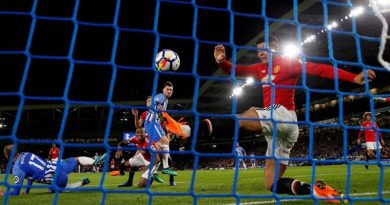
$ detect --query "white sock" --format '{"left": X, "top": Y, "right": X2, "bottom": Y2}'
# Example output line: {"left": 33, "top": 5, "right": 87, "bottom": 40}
{"left": 153, "top": 162, "right": 160, "bottom": 174}
{"left": 66, "top": 181, "right": 83, "bottom": 188}
{"left": 243, "top": 162, "right": 247, "bottom": 169}
{"left": 77, "top": 157, "right": 95, "bottom": 166}
{"left": 159, "top": 144, "right": 170, "bottom": 169}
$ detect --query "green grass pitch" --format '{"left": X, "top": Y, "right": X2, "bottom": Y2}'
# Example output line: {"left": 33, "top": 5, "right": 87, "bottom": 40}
{"left": 1, "top": 165, "right": 389, "bottom": 205}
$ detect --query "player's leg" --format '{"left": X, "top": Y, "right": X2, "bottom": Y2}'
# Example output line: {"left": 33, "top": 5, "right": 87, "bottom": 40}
{"left": 138, "top": 166, "right": 153, "bottom": 188}
{"left": 118, "top": 167, "right": 137, "bottom": 187}
{"left": 201, "top": 107, "right": 262, "bottom": 137}
{"left": 242, "top": 159, "right": 247, "bottom": 169}
{"left": 154, "top": 127, "right": 177, "bottom": 176}
{"left": 66, "top": 178, "right": 91, "bottom": 188}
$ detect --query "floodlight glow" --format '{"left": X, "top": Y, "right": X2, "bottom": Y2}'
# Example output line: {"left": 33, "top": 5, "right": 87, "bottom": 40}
{"left": 332, "top": 21, "right": 338, "bottom": 28}
{"left": 327, "top": 24, "right": 333, "bottom": 30}
{"left": 282, "top": 44, "right": 300, "bottom": 58}
{"left": 350, "top": 7, "right": 365, "bottom": 17}
{"left": 246, "top": 77, "right": 254, "bottom": 85}
{"left": 232, "top": 87, "right": 243, "bottom": 96}
{"left": 376, "top": 0, "right": 390, "bottom": 6}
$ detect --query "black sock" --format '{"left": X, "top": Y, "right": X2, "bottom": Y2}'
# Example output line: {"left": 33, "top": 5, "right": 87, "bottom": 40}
{"left": 366, "top": 152, "right": 370, "bottom": 161}
{"left": 271, "top": 178, "right": 311, "bottom": 195}
{"left": 127, "top": 167, "right": 137, "bottom": 184}
{"left": 119, "top": 163, "right": 125, "bottom": 175}
{"left": 169, "top": 175, "right": 175, "bottom": 183}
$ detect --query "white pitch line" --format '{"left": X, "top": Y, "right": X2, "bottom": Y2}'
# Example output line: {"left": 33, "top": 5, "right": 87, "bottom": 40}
{"left": 224, "top": 191, "right": 390, "bottom": 205}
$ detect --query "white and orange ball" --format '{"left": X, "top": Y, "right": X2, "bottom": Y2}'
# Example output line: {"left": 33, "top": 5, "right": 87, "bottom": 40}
{"left": 155, "top": 49, "right": 180, "bottom": 71}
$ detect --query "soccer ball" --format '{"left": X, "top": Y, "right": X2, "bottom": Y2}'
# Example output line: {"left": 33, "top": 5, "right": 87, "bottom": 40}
{"left": 155, "top": 49, "right": 180, "bottom": 71}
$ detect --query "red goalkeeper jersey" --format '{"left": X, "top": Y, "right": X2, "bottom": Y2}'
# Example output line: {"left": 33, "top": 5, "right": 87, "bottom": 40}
{"left": 358, "top": 121, "right": 383, "bottom": 142}
{"left": 218, "top": 57, "right": 356, "bottom": 110}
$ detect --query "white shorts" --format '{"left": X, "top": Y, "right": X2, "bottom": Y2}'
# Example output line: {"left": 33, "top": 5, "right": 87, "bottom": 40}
{"left": 129, "top": 153, "right": 150, "bottom": 168}
{"left": 366, "top": 142, "right": 382, "bottom": 150}
{"left": 255, "top": 105, "right": 299, "bottom": 165}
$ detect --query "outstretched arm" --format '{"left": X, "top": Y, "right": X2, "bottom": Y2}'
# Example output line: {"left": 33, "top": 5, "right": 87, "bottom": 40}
{"left": 132, "top": 109, "right": 143, "bottom": 128}
{"left": 214, "top": 45, "right": 260, "bottom": 77}
{"left": 292, "top": 60, "right": 376, "bottom": 84}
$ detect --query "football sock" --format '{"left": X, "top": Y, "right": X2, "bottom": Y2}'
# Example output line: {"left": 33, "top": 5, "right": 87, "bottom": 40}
{"left": 127, "top": 167, "right": 137, "bottom": 184}
{"left": 271, "top": 178, "right": 311, "bottom": 195}
{"left": 169, "top": 175, "right": 175, "bottom": 183}
{"left": 119, "top": 163, "right": 125, "bottom": 175}
{"left": 66, "top": 181, "right": 83, "bottom": 188}
{"left": 159, "top": 144, "right": 170, "bottom": 169}
{"left": 152, "top": 162, "right": 160, "bottom": 174}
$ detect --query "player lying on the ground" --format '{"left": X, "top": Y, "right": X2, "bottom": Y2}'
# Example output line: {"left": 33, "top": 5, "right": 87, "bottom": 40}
{"left": 208, "top": 35, "right": 375, "bottom": 203}
{"left": 357, "top": 112, "right": 385, "bottom": 169}
{"left": 115, "top": 128, "right": 161, "bottom": 188}
{"left": 0, "top": 145, "right": 106, "bottom": 196}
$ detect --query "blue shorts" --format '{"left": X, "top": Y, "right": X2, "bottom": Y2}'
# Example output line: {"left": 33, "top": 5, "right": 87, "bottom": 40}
{"left": 61, "top": 158, "right": 78, "bottom": 174}
{"left": 145, "top": 121, "right": 166, "bottom": 142}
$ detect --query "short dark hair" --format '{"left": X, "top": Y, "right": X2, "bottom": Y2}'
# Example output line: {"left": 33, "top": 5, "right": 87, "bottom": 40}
{"left": 255, "top": 35, "right": 279, "bottom": 45}
{"left": 162, "top": 81, "right": 173, "bottom": 89}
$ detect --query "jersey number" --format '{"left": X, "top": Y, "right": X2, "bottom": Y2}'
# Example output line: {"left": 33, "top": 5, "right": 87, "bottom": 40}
{"left": 29, "top": 154, "right": 45, "bottom": 171}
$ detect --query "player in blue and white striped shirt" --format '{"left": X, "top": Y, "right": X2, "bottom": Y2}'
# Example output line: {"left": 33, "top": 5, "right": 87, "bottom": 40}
{"left": 1, "top": 145, "right": 106, "bottom": 196}
{"left": 142, "top": 81, "right": 177, "bottom": 177}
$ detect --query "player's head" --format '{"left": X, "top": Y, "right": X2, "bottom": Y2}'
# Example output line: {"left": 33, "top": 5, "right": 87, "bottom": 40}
{"left": 52, "top": 143, "right": 56, "bottom": 148}
{"left": 162, "top": 81, "right": 173, "bottom": 98}
{"left": 256, "top": 35, "right": 279, "bottom": 64}
{"left": 136, "top": 128, "right": 146, "bottom": 140}
{"left": 236, "top": 143, "right": 240, "bottom": 147}
{"left": 363, "top": 112, "right": 372, "bottom": 121}
{"left": 4, "top": 144, "right": 19, "bottom": 162}
{"left": 146, "top": 96, "right": 152, "bottom": 107}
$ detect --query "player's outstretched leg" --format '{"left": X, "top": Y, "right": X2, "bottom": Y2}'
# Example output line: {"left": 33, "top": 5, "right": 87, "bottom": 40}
{"left": 66, "top": 178, "right": 91, "bottom": 188}
{"left": 201, "top": 107, "right": 263, "bottom": 137}
{"left": 94, "top": 153, "right": 108, "bottom": 165}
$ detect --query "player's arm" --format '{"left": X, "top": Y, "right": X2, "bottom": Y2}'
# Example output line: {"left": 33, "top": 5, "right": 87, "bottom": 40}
{"left": 214, "top": 45, "right": 259, "bottom": 77}
{"left": 10, "top": 171, "right": 26, "bottom": 196}
{"left": 131, "top": 108, "right": 142, "bottom": 128}
{"left": 154, "top": 94, "right": 167, "bottom": 111}
{"left": 292, "top": 60, "right": 376, "bottom": 85}
{"left": 25, "top": 179, "right": 33, "bottom": 194}
{"left": 115, "top": 140, "right": 131, "bottom": 159}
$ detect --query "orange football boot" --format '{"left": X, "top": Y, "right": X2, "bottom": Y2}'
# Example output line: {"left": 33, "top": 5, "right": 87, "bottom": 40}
{"left": 313, "top": 180, "right": 345, "bottom": 204}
